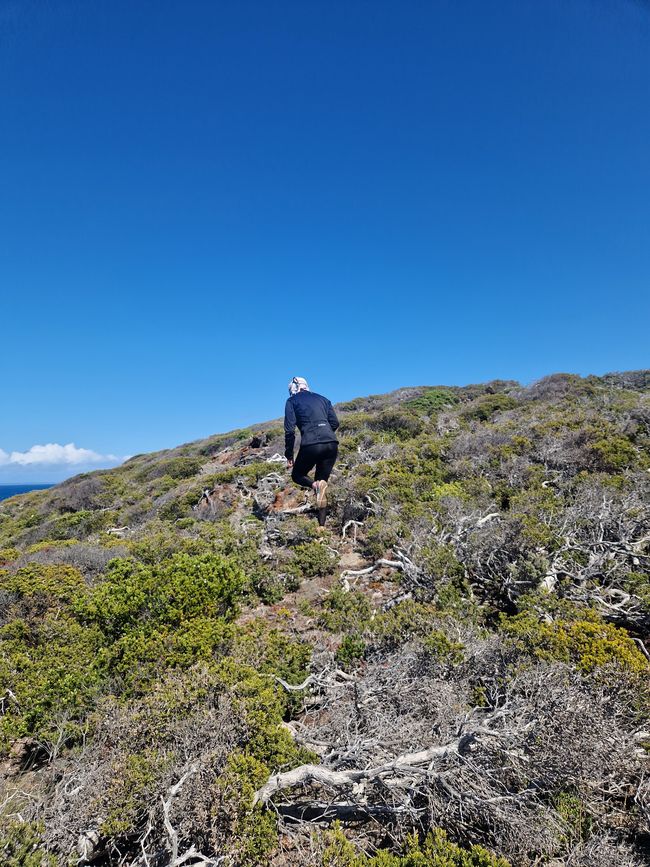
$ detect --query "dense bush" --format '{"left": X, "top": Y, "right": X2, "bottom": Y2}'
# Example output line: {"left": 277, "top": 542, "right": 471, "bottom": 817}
{"left": 321, "top": 827, "right": 510, "bottom": 866}
{"left": 405, "top": 387, "right": 459, "bottom": 415}
{"left": 289, "top": 541, "right": 339, "bottom": 578}
{"left": 500, "top": 608, "right": 649, "bottom": 674}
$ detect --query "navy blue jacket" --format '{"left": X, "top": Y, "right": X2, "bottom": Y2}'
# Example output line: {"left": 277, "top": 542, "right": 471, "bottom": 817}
{"left": 284, "top": 391, "right": 339, "bottom": 459}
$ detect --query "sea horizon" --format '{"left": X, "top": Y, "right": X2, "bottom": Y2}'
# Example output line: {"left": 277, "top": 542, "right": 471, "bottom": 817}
{"left": 0, "top": 484, "right": 54, "bottom": 502}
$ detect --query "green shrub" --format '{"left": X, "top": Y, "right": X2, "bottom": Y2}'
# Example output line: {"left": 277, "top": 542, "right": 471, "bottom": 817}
{"left": 589, "top": 435, "right": 637, "bottom": 471}
{"left": 0, "top": 613, "right": 105, "bottom": 749}
{"left": 624, "top": 571, "right": 650, "bottom": 606}
{"left": 0, "top": 820, "right": 55, "bottom": 867}
{"left": 289, "top": 542, "right": 339, "bottom": 579}
{"left": 1, "top": 563, "right": 87, "bottom": 623}
{"left": 462, "top": 394, "right": 517, "bottom": 421}
{"left": 26, "top": 538, "right": 79, "bottom": 553}
{"left": 157, "top": 497, "right": 188, "bottom": 522}
{"left": 213, "top": 753, "right": 279, "bottom": 865}
{"left": 370, "top": 409, "right": 424, "bottom": 441}
{"left": 405, "top": 388, "right": 458, "bottom": 415}
{"left": 501, "top": 609, "right": 649, "bottom": 674}
{"left": 371, "top": 601, "right": 464, "bottom": 662}
{"left": 355, "top": 447, "right": 444, "bottom": 509}
{"left": 554, "top": 791, "right": 592, "bottom": 842}
{"left": 101, "top": 749, "right": 168, "bottom": 837}
{"left": 321, "top": 825, "right": 510, "bottom": 865}
{"left": 338, "top": 412, "right": 375, "bottom": 434}
{"left": 319, "top": 589, "right": 373, "bottom": 632}
{"left": 336, "top": 633, "right": 367, "bottom": 668}
{"left": 0, "top": 547, "right": 20, "bottom": 564}
{"left": 46, "top": 509, "right": 117, "bottom": 540}
{"left": 139, "top": 456, "right": 202, "bottom": 482}
{"left": 77, "top": 552, "right": 247, "bottom": 639}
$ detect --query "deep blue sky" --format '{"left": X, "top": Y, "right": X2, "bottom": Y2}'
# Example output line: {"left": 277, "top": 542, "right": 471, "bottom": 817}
{"left": 2, "top": 0, "right": 649, "bottom": 481}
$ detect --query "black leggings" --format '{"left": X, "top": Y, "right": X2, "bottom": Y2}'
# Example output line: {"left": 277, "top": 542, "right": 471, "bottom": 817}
{"left": 292, "top": 442, "right": 338, "bottom": 489}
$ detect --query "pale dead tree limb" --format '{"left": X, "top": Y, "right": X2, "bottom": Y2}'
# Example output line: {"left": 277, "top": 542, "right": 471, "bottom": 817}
{"left": 342, "top": 520, "right": 363, "bottom": 543}
{"left": 160, "top": 767, "right": 221, "bottom": 867}
{"left": 281, "top": 501, "right": 313, "bottom": 515}
{"left": 340, "top": 558, "right": 403, "bottom": 582}
{"left": 253, "top": 736, "right": 473, "bottom": 806}
{"left": 476, "top": 512, "right": 501, "bottom": 527}
{"left": 632, "top": 637, "right": 650, "bottom": 662}
{"left": 272, "top": 669, "right": 357, "bottom": 692}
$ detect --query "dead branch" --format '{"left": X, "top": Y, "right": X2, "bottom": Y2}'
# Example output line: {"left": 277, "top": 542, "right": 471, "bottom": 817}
{"left": 253, "top": 734, "right": 474, "bottom": 806}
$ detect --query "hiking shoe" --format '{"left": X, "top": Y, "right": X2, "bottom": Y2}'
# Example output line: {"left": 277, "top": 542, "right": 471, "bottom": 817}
{"left": 316, "top": 480, "right": 328, "bottom": 509}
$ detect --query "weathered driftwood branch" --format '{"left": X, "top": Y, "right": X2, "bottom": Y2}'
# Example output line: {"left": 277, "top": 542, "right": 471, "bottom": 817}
{"left": 272, "top": 668, "right": 356, "bottom": 693}
{"left": 253, "top": 736, "right": 472, "bottom": 806}
{"left": 340, "top": 558, "right": 403, "bottom": 590}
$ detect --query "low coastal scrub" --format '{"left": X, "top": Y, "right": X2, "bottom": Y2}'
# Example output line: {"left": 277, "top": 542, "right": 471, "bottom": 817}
{"left": 0, "top": 370, "right": 649, "bottom": 865}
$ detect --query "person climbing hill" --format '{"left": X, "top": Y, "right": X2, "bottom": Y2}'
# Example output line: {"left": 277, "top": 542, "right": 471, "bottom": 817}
{"left": 284, "top": 376, "right": 339, "bottom": 526}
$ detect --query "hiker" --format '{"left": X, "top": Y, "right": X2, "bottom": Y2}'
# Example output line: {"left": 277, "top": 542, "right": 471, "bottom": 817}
{"left": 284, "top": 376, "right": 339, "bottom": 525}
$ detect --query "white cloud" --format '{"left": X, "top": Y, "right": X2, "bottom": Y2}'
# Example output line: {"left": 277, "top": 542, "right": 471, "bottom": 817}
{"left": 0, "top": 443, "right": 121, "bottom": 467}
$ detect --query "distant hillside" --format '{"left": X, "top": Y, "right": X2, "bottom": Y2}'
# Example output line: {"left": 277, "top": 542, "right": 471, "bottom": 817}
{"left": 1, "top": 371, "right": 649, "bottom": 867}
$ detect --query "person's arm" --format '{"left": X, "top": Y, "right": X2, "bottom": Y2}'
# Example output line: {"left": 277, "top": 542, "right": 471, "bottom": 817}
{"left": 327, "top": 400, "right": 339, "bottom": 432}
{"left": 284, "top": 398, "right": 296, "bottom": 460}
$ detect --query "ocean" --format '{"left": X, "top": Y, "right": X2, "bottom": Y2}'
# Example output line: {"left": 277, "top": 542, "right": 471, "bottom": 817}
{"left": 0, "top": 484, "right": 53, "bottom": 502}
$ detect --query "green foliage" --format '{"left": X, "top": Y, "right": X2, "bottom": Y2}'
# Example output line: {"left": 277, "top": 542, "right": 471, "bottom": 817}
{"left": 355, "top": 444, "right": 445, "bottom": 509}
{"left": 0, "top": 820, "right": 55, "bottom": 867}
{"left": 554, "top": 791, "right": 592, "bottom": 842}
{"left": 230, "top": 620, "right": 312, "bottom": 691}
{"left": 138, "top": 456, "right": 202, "bottom": 482}
{"left": 321, "top": 826, "right": 510, "bottom": 865}
{"left": 214, "top": 753, "right": 279, "bottom": 865}
{"left": 26, "top": 538, "right": 79, "bottom": 553}
{"left": 1, "top": 563, "right": 86, "bottom": 618}
{"left": 127, "top": 526, "right": 211, "bottom": 563}
{"left": 588, "top": 434, "right": 637, "bottom": 471}
{"left": 319, "top": 589, "right": 373, "bottom": 632}
{"left": 46, "top": 508, "right": 118, "bottom": 540}
{"left": 101, "top": 749, "right": 168, "bottom": 837}
{"left": 289, "top": 541, "right": 339, "bottom": 578}
{"left": 372, "top": 601, "right": 464, "bottom": 662}
{"left": 501, "top": 608, "right": 649, "bottom": 674}
{"left": 369, "top": 409, "right": 424, "bottom": 441}
{"left": 0, "top": 547, "right": 19, "bottom": 564}
{"left": 405, "top": 388, "right": 459, "bottom": 416}
{"left": 77, "top": 552, "right": 247, "bottom": 638}
{"left": 157, "top": 497, "right": 188, "bottom": 522}
{"left": 336, "top": 633, "right": 367, "bottom": 667}
{"left": 0, "top": 612, "right": 104, "bottom": 749}
{"left": 624, "top": 571, "right": 650, "bottom": 606}
{"left": 0, "top": 565, "right": 104, "bottom": 747}
{"left": 338, "top": 411, "right": 375, "bottom": 434}
{"left": 462, "top": 394, "right": 517, "bottom": 421}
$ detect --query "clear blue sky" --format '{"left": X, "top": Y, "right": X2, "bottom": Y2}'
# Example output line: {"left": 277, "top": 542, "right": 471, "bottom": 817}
{"left": 2, "top": 0, "right": 649, "bottom": 481}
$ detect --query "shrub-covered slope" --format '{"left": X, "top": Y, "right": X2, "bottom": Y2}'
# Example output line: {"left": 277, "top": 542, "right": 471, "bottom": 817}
{"left": 1, "top": 371, "right": 649, "bottom": 866}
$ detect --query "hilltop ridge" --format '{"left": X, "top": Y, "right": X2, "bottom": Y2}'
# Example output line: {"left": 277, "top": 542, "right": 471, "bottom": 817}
{"left": 0, "top": 370, "right": 649, "bottom": 866}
